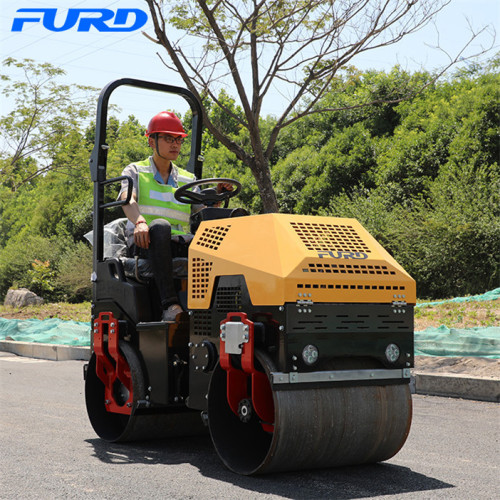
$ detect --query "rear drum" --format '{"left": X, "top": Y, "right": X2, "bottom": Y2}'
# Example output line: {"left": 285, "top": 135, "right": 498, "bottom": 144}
{"left": 85, "top": 341, "right": 206, "bottom": 442}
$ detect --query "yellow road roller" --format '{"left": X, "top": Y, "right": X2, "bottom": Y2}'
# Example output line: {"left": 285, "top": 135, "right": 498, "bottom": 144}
{"left": 85, "top": 79, "right": 415, "bottom": 475}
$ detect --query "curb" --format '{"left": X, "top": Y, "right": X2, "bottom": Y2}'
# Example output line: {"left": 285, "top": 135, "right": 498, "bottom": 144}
{"left": 0, "top": 340, "right": 498, "bottom": 403}
{"left": 412, "top": 371, "right": 499, "bottom": 403}
{"left": 0, "top": 340, "right": 90, "bottom": 361}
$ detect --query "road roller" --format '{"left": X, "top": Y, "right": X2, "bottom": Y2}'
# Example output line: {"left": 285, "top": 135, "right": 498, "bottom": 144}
{"left": 85, "top": 79, "right": 415, "bottom": 475}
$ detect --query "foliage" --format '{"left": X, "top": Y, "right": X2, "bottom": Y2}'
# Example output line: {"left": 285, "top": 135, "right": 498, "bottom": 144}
{"left": 55, "top": 242, "right": 93, "bottom": 302}
{"left": 144, "top": 0, "right": 473, "bottom": 212}
{"left": 0, "top": 58, "right": 97, "bottom": 191}
{"left": 25, "top": 260, "right": 57, "bottom": 299}
{"left": 1, "top": 57, "right": 499, "bottom": 301}
{"left": 0, "top": 231, "right": 68, "bottom": 300}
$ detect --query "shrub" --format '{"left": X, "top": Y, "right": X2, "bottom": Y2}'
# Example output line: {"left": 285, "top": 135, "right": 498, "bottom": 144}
{"left": 0, "top": 231, "right": 67, "bottom": 301}
{"left": 55, "top": 242, "right": 93, "bottom": 302}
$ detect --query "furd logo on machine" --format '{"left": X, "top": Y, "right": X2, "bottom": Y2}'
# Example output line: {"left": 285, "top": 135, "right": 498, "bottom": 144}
{"left": 317, "top": 250, "right": 369, "bottom": 260}
{"left": 11, "top": 8, "right": 148, "bottom": 32}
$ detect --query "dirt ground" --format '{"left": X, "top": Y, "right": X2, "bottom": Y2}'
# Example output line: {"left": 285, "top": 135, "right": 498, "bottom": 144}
{"left": 414, "top": 355, "right": 500, "bottom": 378}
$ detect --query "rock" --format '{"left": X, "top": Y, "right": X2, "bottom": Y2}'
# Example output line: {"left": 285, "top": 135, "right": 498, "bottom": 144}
{"left": 4, "top": 288, "right": 44, "bottom": 308}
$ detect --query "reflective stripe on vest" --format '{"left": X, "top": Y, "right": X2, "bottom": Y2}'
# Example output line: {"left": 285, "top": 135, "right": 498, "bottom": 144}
{"left": 135, "top": 159, "right": 195, "bottom": 234}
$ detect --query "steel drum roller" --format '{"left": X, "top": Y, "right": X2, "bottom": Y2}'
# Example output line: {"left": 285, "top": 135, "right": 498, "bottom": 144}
{"left": 85, "top": 342, "right": 206, "bottom": 443}
{"left": 208, "top": 352, "right": 412, "bottom": 475}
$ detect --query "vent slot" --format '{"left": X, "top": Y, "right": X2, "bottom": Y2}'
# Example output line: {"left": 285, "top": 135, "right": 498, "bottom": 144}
{"left": 289, "top": 309, "right": 412, "bottom": 332}
{"left": 291, "top": 222, "right": 370, "bottom": 253}
{"left": 215, "top": 286, "right": 243, "bottom": 313}
{"left": 191, "top": 257, "right": 213, "bottom": 300}
{"left": 197, "top": 225, "right": 230, "bottom": 250}
{"left": 192, "top": 310, "right": 212, "bottom": 337}
{"left": 304, "top": 263, "right": 395, "bottom": 275}
{"left": 297, "top": 284, "right": 406, "bottom": 291}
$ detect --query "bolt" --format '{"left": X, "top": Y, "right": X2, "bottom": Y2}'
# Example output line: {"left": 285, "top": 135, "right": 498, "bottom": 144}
{"left": 191, "top": 354, "right": 196, "bottom": 359}
{"left": 298, "top": 309, "right": 302, "bottom": 313}
{"left": 104, "top": 399, "right": 110, "bottom": 405}
{"left": 127, "top": 403, "right": 132, "bottom": 407}
{"left": 195, "top": 366, "right": 199, "bottom": 370}
{"left": 146, "top": 395, "right": 150, "bottom": 400}
{"left": 292, "top": 365, "right": 297, "bottom": 371}
{"left": 174, "top": 397, "right": 179, "bottom": 402}
{"left": 221, "top": 324, "right": 226, "bottom": 331}
{"left": 205, "top": 354, "right": 209, "bottom": 358}
{"left": 279, "top": 306, "right": 284, "bottom": 312}
{"left": 406, "top": 362, "right": 411, "bottom": 367}
{"left": 148, "top": 386, "right": 152, "bottom": 392}
{"left": 279, "top": 325, "right": 285, "bottom": 331}
{"left": 243, "top": 325, "right": 249, "bottom": 332}
{"left": 292, "top": 355, "right": 297, "bottom": 361}
{"left": 220, "top": 332, "right": 226, "bottom": 340}
{"left": 188, "top": 342, "right": 194, "bottom": 347}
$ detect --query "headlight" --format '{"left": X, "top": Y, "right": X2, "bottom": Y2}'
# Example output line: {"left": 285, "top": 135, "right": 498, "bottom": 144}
{"left": 385, "top": 343, "right": 400, "bottom": 363}
{"left": 302, "top": 344, "right": 319, "bottom": 365}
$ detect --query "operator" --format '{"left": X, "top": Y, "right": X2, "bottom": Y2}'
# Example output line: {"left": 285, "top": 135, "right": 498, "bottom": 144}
{"left": 118, "top": 111, "right": 231, "bottom": 322}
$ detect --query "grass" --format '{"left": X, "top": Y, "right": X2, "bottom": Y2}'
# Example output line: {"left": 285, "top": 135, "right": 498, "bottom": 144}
{"left": 415, "top": 300, "right": 499, "bottom": 330}
{"left": 0, "top": 302, "right": 91, "bottom": 323}
{"left": 0, "top": 299, "right": 498, "bottom": 331}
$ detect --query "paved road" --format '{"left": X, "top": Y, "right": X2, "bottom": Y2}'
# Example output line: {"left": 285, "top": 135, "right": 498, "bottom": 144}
{"left": 0, "top": 352, "right": 498, "bottom": 499}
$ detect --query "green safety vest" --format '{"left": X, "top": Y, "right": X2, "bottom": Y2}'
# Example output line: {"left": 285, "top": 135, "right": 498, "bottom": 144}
{"left": 135, "top": 158, "right": 195, "bottom": 235}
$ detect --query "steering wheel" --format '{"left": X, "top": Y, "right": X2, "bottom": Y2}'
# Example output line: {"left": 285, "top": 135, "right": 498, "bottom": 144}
{"left": 174, "top": 178, "right": 241, "bottom": 208}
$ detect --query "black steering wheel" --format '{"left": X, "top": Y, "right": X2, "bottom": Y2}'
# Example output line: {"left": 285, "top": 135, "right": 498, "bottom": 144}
{"left": 174, "top": 178, "right": 241, "bottom": 208}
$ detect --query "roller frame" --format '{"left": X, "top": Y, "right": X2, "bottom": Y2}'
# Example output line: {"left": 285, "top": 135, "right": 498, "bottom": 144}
{"left": 219, "top": 313, "right": 275, "bottom": 431}
{"left": 93, "top": 312, "right": 133, "bottom": 415}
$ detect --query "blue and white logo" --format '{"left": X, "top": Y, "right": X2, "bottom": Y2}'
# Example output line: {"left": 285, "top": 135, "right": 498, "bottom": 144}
{"left": 12, "top": 8, "right": 148, "bottom": 32}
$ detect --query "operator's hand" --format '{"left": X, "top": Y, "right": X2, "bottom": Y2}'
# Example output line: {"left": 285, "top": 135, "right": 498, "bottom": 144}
{"left": 214, "top": 182, "right": 234, "bottom": 208}
{"left": 217, "top": 182, "right": 234, "bottom": 193}
{"left": 134, "top": 221, "right": 150, "bottom": 249}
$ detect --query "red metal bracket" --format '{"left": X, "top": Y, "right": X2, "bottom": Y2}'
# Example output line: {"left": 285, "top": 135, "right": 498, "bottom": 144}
{"left": 93, "top": 312, "right": 133, "bottom": 415}
{"left": 220, "top": 313, "right": 274, "bottom": 431}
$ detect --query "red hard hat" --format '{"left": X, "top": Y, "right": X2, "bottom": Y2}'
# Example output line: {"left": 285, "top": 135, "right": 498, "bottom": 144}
{"left": 146, "top": 111, "right": 187, "bottom": 137}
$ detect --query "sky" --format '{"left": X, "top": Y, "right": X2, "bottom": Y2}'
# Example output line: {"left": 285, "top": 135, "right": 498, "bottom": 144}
{"left": 0, "top": 0, "right": 498, "bottom": 126}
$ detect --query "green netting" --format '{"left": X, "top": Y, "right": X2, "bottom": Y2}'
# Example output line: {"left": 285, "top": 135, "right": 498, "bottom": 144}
{"left": 416, "top": 288, "right": 500, "bottom": 307}
{"left": 414, "top": 326, "right": 500, "bottom": 359}
{"left": 0, "top": 317, "right": 90, "bottom": 346}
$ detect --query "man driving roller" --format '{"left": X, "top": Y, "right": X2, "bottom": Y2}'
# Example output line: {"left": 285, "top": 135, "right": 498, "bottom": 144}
{"left": 118, "top": 111, "right": 231, "bottom": 322}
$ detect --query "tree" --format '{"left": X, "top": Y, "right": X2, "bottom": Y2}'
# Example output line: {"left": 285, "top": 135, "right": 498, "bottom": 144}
{"left": 143, "top": 0, "right": 493, "bottom": 212}
{"left": 0, "top": 58, "right": 97, "bottom": 191}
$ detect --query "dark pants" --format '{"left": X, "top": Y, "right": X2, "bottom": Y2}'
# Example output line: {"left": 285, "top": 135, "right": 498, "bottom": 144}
{"left": 132, "top": 219, "right": 178, "bottom": 309}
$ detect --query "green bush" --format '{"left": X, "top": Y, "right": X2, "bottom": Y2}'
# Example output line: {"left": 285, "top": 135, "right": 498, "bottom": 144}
{"left": 55, "top": 242, "right": 93, "bottom": 302}
{"left": 0, "top": 231, "right": 67, "bottom": 301}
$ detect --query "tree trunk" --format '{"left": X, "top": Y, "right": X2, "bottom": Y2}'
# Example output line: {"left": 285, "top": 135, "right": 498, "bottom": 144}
{"left": 249, "top": 156, "right": 279, "bottom": 213}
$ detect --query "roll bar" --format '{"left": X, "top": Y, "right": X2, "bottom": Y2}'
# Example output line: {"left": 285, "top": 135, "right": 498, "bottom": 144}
{"left": 89, "top": 78, "right": 204, "bottom": 263}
